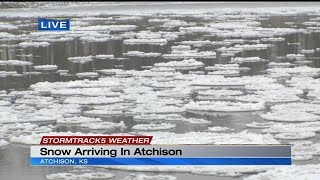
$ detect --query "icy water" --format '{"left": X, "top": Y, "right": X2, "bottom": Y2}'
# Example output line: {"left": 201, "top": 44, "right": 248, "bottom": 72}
{"left": 1, "top": 2, "right": 320, "bottom": 180}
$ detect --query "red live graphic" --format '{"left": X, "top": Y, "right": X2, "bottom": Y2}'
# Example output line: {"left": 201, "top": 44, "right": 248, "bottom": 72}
{"left": 40, "top": 136, "right": 153, "bottom": 145}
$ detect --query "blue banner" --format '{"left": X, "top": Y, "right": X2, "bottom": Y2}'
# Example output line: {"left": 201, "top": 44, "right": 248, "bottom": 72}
{"left": 30, "top": 157, "right": 291, "bottom": 166}
{"left": 38, "top": 19, "right": 70, "bottom": 31}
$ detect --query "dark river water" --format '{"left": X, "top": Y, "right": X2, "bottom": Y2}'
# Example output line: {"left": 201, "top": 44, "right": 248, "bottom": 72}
{"left": 1, "top": 2, "right": 320, "bottom": 180}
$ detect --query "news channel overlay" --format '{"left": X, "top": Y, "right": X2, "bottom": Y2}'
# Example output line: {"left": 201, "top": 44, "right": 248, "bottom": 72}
{"left": 30, "top": 136, "right": 291, "bottom": 166}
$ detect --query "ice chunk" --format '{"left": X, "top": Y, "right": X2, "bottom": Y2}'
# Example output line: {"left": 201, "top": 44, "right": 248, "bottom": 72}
{"left": 132, "top": 123, "right": 176, "bottom": 131}
{"left": 154, "top": 59, "right": 204, "bottom": 70}
{"left": 275, "top": 132, "right": 316, "bottom": 140}
{"left": 121, "top": 174, "right": 176, "bottom": 180}
{"left": 19, "top": 41, "right": 50, "bottom": 47}
{"left": 244, "top": 164, "right": 320, "bottom": 180}
{"left": 0, "top": 139, "right": 9, "bottom": 147}
{"left": 185, "top": 101, "right": 265, "bottom": 112}
{"left": 261, "top": 111, "right": 320, "bottom": 122}
{"left": 63, "top": 97, "right": 123, "bottom": 105}
{"left": 46, "top": 172, "right": 114, "bottom": 180}
{"left": 34, "top": 65, "right": 58, "bottom": 71}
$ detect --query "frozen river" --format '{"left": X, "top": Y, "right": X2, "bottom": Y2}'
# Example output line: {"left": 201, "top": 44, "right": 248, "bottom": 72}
{"left": 1, "top": 2, "right": 320, "bottom": 180}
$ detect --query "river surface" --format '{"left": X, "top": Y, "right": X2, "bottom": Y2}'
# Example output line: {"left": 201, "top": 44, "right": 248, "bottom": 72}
{"left": 1, "top": 2, "right": 320, "bottom": 180}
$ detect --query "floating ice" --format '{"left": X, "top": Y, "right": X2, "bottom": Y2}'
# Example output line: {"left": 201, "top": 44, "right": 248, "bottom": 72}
{"left": 185, "top": 101, "right": 265, "bottom": 112}
{"left": 162, "top": 19, "right": 195, "bottom": 28}
{"left": 261, "top": 110, "right": 320, "bottom": 122}
{"left": 231, "top": 57, "right": 268, "bottom": 63}
{"left": 63, "top": 97, "right": 123, "bottom": 105}
{"left": 0, "top": 22, "right": 18, "bottom": 30}
{"left": 182, "top": 118, "right": 211, "bottom": 125}
{"left": 19, "top": 41, "right": 50, "bottom": 47}
{"left": 148, "top": 18, "right": 171, "bottom": 23}
{"left": 301, "top": 49, "right": 315, "bottom": 54}
{"left": 132, "top": 123, "right": 176, "bottom": 131}
{"left": 208, "top": 126, "right": 234, "bottom": 132}
{"left": 57, "top": 116, "right": 102, "bottom": 124}
{"left": 191, "top": 76, "right": 245, "bottom": 88}
{"left": 275, "top": 132, "right": 315, "bottom": 140}
{"left": 34, "top": 65, "right": 58, "bottom": 71}
{"left": 0, "top": 100, "right": 11, "bottom": 106}
{"left": 236, "top": 93, "right": 301, "bottom": 103}
{"left": 180, "top": 40, "right": 212, "bottom": 46}
{"left": 51, "top": 88, "right": 120, "bottom": 97}
{"left": 123, "top": 51, "right": 161, "bottom": 57}
{"left": 73, "top": 24, "right": 137, "bottom": 31}
{"left": 246, "top": 122, "right": 275, "bottom": 129}
{"left": 133, "top": 114, "right": 184, "bottom": 122}
{"left": 162, "top": 50, "right": 216, "bottom": 59}
{"left": 261, "top": 37, "right": 285, "bottom": 42}
{"left": 95, "top": 54, "right": 114, "bottom": 59}
{"left": 285, "top": 54, "right": 305, "bottom": 59}
{"left": 0, "top": 139, "right": 9, "bottom": 147}
{"left": 0, "top": 60, "right": 33, "bottom": 66}
{"left": 170, "top": 45, "right": 191, "bottom": 51}
{"left": 197, "top": 89, "right": 243, "bottom": 101}
{"left": 146, "top": 130, "right": 279, "bottom": 144}
{"left": 46, "top": 172, "right": 115, "bottom": 180}
{"left": 105, "top": 165, "right": 271, "bottom": 177}
{"left": 80, "top": 121, "right": 126, "bottom": 130}
{"left": 205, "top": 64, "right": 240, "bottom": 71}
{"left": 68, "top": 56, "right": 93, "bottom": 64}
{"left": 269, "top": 103, "right": 320, "bottom": 115}
{"left": 244, "top": 164, "right": 320, "bottom": 180}
{"left": 124, "top": 38, "right": 167, "bottom": 45}
{"left": 121, "top": 174, "right": 176, "bottom": 180}
{"left": 154, "top": 59, "right": 204, "bottom": 70}
{"left": 76, "top": 72, "right": 99, "bottom": 78}
{"left": 268, "top": 62, "right": 293, "bottom": 68}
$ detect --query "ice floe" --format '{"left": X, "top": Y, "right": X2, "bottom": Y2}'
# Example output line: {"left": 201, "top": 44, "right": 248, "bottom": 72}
{"left": 34, "top": 65, "right": 58, "bottom": 71}
{"left": 124, "top": 38, "right": 167, "bottom": 45}
{"left": 132, "top": 123, "right": 176, "bottom": 131}
{"left": 57, "top": 116, "right": 102, "bottom": 124}
{"left": 63, "top": 97, "right": 123, "bottom": 105}
{"left": 162, "top": 50, "right": 216, "bottom": 59}
{"left": 274, "top": 132, "right": 316, "bottom": 140}
{"left": 244, "top": 164, "right": 320, "bottom": 180}
{"left": 154, "top": 59, "right": 204, "bottom": 70}
{"left": 208, "top": 126, "right": 234, "bottom": 132}
{"left": 0, "top": 139, "right": 9, "bottom": 147}
{"left": 121, "top": 174, "right": 176, "bottom": 180}
{"left": 261, "top": 111, "right": 320, "bottom": 122}
{"left": 123, "top": 51, "right": 161, "bottom": 57}
{"left": 80, "top": 121, "right": 126, "bottom": 130}
{"left": 46, "top": 172, "right": 114, "bottom": 180}
{"left": 185, "top": 101, "right": 265, "bottom": 112}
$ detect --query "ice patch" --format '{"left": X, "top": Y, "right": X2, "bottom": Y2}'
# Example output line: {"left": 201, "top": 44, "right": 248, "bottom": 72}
{"left": 261, "top": 111, "right": 320, "bottom": 122}
{"left": 34, "top": 65, "right": 58, "bottom": 71}
{"left": 244, "top": 164, "right": 320, "bottom": 180}
{"left": 208, "top": 126, "right": 234, "bottom": 132}
{"left": 63, "top": 97, "right": 123, "bottom": 105}
{"left": 154, "top": 59, "right": 204, "bottom": 70}
{"left": 121, "top": 174, "right": 176, "bottom": 180}
{"left": 80, "top": 121, "right": 126, "bottom": 130}
{"left": 132, "top": 123, "right": 176, "bottom": 131}
{"left": 46, "top": 172, "right": 114, "bottom": 180}
{"left": 185, "top": 101, "right": 265, "bottom": 112}
{"left": 275, "top": 132, "right": 316, "bottom": 140}
{"left": 124, "top": 38, "right": 167, "bottom": 45}
{"left": 0, "top": 139, "right": 9, "bottom": 147}
{"left": 123, "top": 51, "right": 161, "bottom": 57}
{"left": 57, "top": 116, "right": 102, "bottom": 124}
{"left": 19, "top": 41, "right": 50, "bottom": 47}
